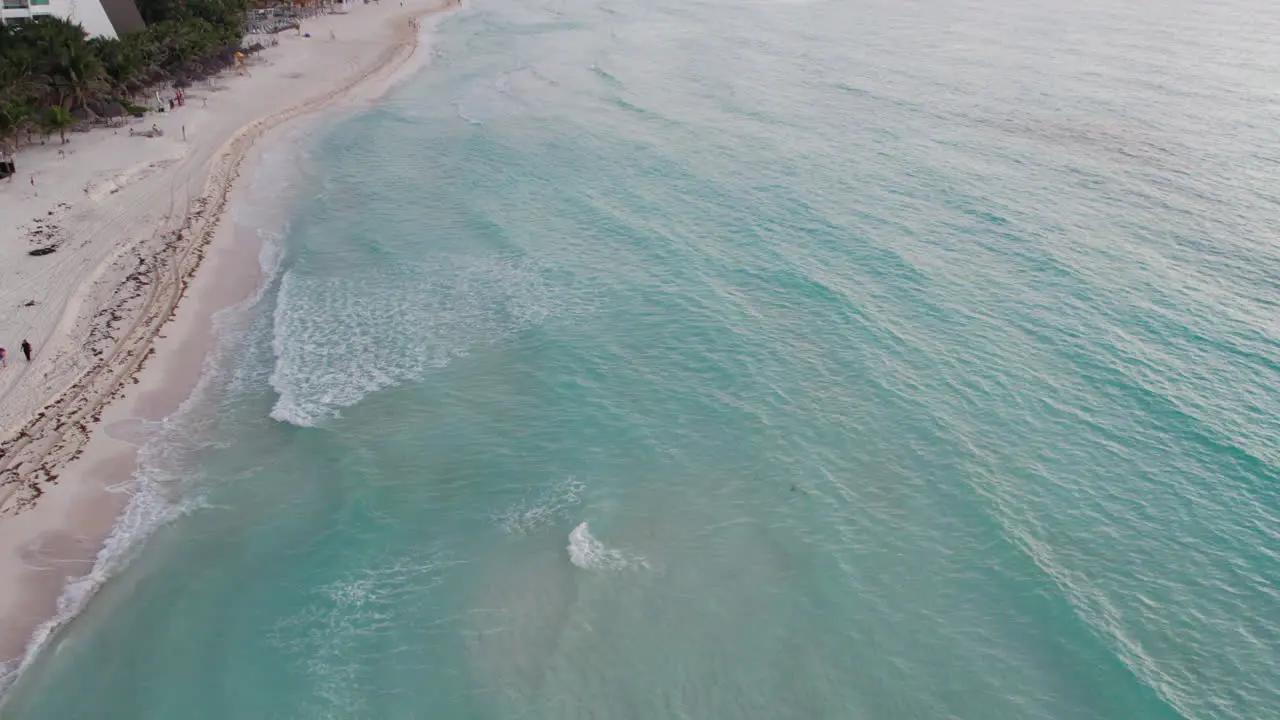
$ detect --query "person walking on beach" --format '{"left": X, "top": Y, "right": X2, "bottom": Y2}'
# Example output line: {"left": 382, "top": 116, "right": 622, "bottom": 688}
{"left": 21, "top": 340, "right": 32, "bottom": 362}
{"left": 0, "top": 348, "right": 7, "bottom": 368}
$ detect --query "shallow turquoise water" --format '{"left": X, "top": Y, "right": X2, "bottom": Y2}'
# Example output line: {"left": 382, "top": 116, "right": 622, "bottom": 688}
{"left": 4, "top": 0, "right": 1279, "bottom": 717}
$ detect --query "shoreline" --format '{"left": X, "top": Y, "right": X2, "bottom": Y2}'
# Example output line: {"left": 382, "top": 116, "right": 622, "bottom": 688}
{"left": 0, "top": 0, "right": 457, "bottom": 694}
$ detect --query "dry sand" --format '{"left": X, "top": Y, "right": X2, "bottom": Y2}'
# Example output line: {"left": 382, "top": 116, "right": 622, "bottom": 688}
{"left": 0, "top": 0, "right": 456, "bottom": 688}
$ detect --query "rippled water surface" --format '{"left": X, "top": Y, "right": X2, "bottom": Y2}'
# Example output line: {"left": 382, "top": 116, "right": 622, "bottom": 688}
{"left": 4, "top": 0, "right": 1278, "bottom": 717}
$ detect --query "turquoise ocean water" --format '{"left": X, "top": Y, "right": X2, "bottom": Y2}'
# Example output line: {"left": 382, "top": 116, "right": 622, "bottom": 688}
{"left": 3, "top": 0, "right": 1279, "bottom": 717}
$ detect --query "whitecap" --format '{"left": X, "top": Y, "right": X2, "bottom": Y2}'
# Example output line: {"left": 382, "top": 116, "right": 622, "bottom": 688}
{"left": 567, "top": 522, "right": 645, "bottom": 571}
{"left": 493, "top": 476, "right": 585, "bottom": 534}
{"left": 268, "top": 255, "right": 566, "bottom": 427}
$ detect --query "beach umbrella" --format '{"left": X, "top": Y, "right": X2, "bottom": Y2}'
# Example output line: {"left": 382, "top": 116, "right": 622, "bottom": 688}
{"left": 86, "top": 99, "right": 124, "bottom": 118}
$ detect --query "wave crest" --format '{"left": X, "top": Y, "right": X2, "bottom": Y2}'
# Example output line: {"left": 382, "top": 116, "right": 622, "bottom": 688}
{"left": 493, "top": 476, "right": 585, "bottom": 534}
{"left": 269, "top": 255, "right": 565, "bottom": 426}
{"left": 567, "top": 522, "right": 645, "bottom": 571}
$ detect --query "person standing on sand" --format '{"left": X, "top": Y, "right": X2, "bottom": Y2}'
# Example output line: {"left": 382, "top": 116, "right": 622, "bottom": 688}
{"left": 0, "top": 348, "right": 7, "bottom": 368}
{"left": 21, "top": 340, "right": 32, "bottom": 362}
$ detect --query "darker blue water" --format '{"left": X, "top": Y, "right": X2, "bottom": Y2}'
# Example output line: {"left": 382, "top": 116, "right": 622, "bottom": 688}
{"left": 3, "top": 0, "right": 1278, "bottom": 718}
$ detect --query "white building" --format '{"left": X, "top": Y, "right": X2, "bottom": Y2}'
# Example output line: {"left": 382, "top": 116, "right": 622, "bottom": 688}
{"left": 1, "top": 0, "right": 145, "bottom": 38}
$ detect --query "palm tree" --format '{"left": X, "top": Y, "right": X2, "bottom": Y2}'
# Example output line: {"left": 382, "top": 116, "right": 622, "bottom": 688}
{"left": 0, "top": 0, "right": 251, "bottom": 152}
{"left": 42, "top": 105, "right": 75, "bottom": 144}
{"left": 89, "top": 35, "right": 155, "bottom": 96}
{"left": 0, "top": 27, "right": 44, "bottom": 101}
{"left": 1, "top": 45, "right": 43, "bottom": 149}
{"left": 24, "top": 18, "right": 107, "bottom": 110}
{"left": 1, "top": 100, "right": 37, "bottom": 144}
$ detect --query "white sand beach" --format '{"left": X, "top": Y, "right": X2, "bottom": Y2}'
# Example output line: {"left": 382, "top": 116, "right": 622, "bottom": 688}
{"left": 0, "top": 0, "right": 455, "bottom": 684}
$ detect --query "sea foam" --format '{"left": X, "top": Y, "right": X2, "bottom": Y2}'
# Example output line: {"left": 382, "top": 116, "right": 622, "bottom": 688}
{"left": 493, "top": 476, "right": 586, "bottom": 534}
{"left": 269, "top": 255, "right": 565, "bottom": 426}
{"left": 0, "top": 232, "right": 286, "bottom": 698}
{"left": 567, "top": 522, "right": 645, "bottom": 571}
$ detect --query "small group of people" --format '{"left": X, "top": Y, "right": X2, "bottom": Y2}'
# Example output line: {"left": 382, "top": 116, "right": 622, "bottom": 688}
{"left": 0, "top": 340, "right": 33, "bottom": 368}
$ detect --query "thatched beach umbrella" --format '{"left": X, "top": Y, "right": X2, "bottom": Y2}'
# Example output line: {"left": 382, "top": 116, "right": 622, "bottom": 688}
{"left": 71, "top": 106, "right": 98, "bottom": 124}
{"left": 101, "top": 101, "right": 127, "bottom": 119}
{"left": 94, "top": 101, "right": 128, "bottom": 126}
{"left": 86, "top": 99, "right": 125, "bottom": 118}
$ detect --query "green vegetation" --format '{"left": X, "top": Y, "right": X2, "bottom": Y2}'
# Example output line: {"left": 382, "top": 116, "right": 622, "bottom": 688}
{"left": 0, "top": 0, "right": 251, "bottom": 149}
{"left": 41, "top": 105, "right": 74, "bottom": 143}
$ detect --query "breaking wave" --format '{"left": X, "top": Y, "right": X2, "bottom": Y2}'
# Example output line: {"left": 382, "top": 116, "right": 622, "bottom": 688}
{"left": 567, "top": 522, "right": 646, "bottom": 571}
{"left": 269, "top": 255, "right": 565, "bottom": 426}
{"left": 493, "top": 476, "right": 586, "bottom": 534}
